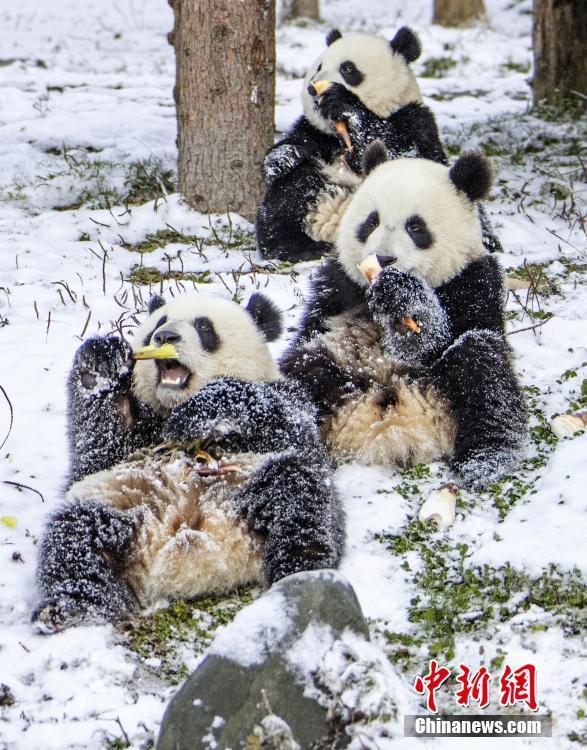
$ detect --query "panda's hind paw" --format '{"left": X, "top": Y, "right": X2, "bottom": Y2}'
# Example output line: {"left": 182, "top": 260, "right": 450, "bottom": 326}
{"left": 32, "top": 597, "right": 90, "bottom": 634}
{"left": 454, "top": 448, "right": 519, "bottom": 492}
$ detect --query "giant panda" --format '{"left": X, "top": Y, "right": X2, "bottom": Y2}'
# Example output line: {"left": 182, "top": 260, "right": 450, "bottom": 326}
{"left": 33, "top": 293, "right": 343, "bottom": 633}
{"left": 256, "top": 27, "right": 501, "bottom": 263}
{"left": 281, "top": 141, "right": 527, "bottom": 491}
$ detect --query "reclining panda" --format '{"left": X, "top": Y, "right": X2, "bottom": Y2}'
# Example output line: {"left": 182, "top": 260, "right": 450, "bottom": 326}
{"left": 256, "top": 26, "right": 501, "bottom": 262}
{"left": 281, "top": 142, "right": 527, "bottom": 492}
{"left": 33, "top": 294, "right": 343, "bottom": 633}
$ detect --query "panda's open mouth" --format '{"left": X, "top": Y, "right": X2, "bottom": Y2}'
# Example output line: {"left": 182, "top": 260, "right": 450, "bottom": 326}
{"left": 157, "top": 360, "right": 191, "bottom": 390}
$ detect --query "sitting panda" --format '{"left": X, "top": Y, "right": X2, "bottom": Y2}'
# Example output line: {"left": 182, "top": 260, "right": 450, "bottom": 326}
{"left": 256, "top": 27, "right": 501, "bottom": 263}
{"left": 33, "top": 294, "right": 343, "bottom": 633}
{"left": 281, "top": 142, "right": 527, "bottom": 490}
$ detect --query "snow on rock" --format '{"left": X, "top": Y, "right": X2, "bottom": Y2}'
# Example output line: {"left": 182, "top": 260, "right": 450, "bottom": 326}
{"left": 209, "top": 588, "right": 291, "bottom": 667}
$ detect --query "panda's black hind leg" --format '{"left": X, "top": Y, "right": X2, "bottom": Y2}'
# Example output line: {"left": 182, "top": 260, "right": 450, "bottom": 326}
{"left": 33, "top": 500, "right": 140, "bottom": 633}
{"left": 432, "top": 330, "right": 527, "bottom": 490}
{"left": 235, "top": 453, "right": 344, "bottom": 586}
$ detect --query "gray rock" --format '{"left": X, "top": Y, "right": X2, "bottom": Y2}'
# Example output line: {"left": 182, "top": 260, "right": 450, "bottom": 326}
{"left": 157, "top": 570, "right": 369, "bottom": 750}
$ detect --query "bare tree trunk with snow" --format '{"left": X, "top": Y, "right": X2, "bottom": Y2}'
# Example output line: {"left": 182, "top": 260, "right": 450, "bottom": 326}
{"left": 532, "top": 0, "right": 587, "bottom": 106}
{"left": 168, "top": 0, "right": 275, "bottom": 221}
{"left": 433, "top": 0, "right": 485, "bottom": 26}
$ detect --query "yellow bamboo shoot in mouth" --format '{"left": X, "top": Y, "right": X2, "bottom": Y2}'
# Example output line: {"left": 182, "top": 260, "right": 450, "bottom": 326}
{"left": 312, "top": 79, "right": 332, "bottom": 96}
{"left": 357, "top": 254, "right": 382, "bottom": 284}
{"left": 132, "top": 343, "right": 179, "bottom": 361}
{"left": 335, "top": 121, "right": 353, "bottom": 152}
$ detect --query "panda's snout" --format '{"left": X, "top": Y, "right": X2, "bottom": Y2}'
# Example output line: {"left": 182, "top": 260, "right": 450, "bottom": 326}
{"left": 376, "top": 254, "right": 397, "bottom": 268}
{"left": 153, "top": 329, "right": 182, "bottom": 346}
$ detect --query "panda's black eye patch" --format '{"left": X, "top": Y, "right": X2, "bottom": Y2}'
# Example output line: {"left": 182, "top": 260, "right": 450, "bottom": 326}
{"left": 143, "top": 315, "right": 167, "bottom": 345}
{"left": 356, "top": 210, "right": 379, "bottom": 243}
{"left": 194, "top": 316, "right": 220, "bottom": 353}
{"left": 405, "top": 214, "right": 433, "bottom": 249}
{"left": 339, "top": 60, "right": 363, "bottom": 87}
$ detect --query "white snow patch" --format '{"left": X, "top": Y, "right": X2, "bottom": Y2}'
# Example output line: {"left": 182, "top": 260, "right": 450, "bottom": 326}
{"left": 209, "top": 589, "right": 291, "bottom": 666}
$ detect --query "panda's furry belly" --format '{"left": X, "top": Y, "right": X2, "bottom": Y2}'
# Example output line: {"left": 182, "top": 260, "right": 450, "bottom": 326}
{"left": 318, "top": 311, "right": 457, "bottom": 466}
{"left": 66, "top": 451, "right": 265, "bottom": 606}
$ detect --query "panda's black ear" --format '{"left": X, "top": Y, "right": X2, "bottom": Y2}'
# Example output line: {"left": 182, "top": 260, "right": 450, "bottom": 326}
{"left": 246, "top": 293, "right": 282, "bottom": 342}
{"left": 326, "top": 28, "right": 342, "bottom": 46}
{"left": 148, "top": 295, "right": 165, "bottom": 315}
{"left": 449, "top": 153, "right": 493, "bottom": 202}
{"left": 390, "top": 26, "right": 421, "bottom": 63}
{"left": 362, "top": 140, "right": 388, "bottom": 176}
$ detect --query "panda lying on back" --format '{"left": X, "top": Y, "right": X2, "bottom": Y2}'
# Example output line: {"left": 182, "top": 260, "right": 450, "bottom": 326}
{"left": 282, "top": 142, "right": 527, "bottom": 490}
{"left": 33, "top": 294, "right": 343, "bottom": 633}
{"left": 256, "top": 27, "right": 501, "bottom": 262}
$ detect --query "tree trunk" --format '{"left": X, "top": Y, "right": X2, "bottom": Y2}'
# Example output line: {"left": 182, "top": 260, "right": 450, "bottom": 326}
{"left": 433, "top": 0, "right": 485, "bottom": 26}
{"left": 291, "top": 0, "right": 319, "bottom": 20}
{"left": 532, "top": 0, "right": 587, "bottom": 106}
{"left": 169, "top": 0, "right": 275, "bottom": 221}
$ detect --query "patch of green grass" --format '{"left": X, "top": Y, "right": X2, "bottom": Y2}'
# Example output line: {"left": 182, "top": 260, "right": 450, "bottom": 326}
{"left": 506, "top": 261, "right": 561, "bottom": 296}
{"left": 23, "top": 147, "right": 176, "bottom": 211}
{"left": 376, "top": 464, "right": 432, "bottom": 501}
{"left": 122, "top": 227, "right": 202, "bottom": 254}
{"left": 123, "top": 589, "right": 254, "bottom": 685}
{"left": 420, "top": 56, "right": 458, "bottom": 78}
{"left": 379, "top": 524, "right": 587, "bottom": 663}
{"left": 206, "top": 220, "right": 257, "bottom": 254}
{"left": 382, "top": 630, "right": 424, "bottom": 670}
{"left": 123, "top": 156, "right": 176, "bottom": 204}
{"left": 501, "top": 60, "right": 531, "bottom": 74}
{"left": 128, "top": 265, "right": 213, "bottom": 285}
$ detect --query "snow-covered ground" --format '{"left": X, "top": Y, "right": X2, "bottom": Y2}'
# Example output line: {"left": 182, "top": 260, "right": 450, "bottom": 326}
{"left": 0, "top": 0, "right": 585, "bottom": 748}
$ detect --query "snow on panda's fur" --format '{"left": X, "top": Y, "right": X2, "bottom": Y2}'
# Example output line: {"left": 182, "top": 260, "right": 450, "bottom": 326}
{"left": 33, "top": 293, "right": 343, "bottom": 633}
{"left": 281, "top": 142, "right": 527, "bottom": 489}
{"left": 256, "top": 27, "right": 501, "bottom": 263}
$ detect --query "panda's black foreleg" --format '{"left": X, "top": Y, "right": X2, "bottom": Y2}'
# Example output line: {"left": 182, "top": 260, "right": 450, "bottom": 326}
{"left": 163, "top": 378, "right": 323, "bottom": 455}
{"left": 280, "top": 344, "right": 365, "bottom": 418}
{"left": 235, "top": 453, "right": 344, "bottom": 586}
{"left": 67, "top": 336, "right": 162, "bottom": 485}
{"left": 431, "top": 330, "right": 528, "bottom": 490}
{"left": 256, "top": 160, "right": 333, "bottom": 262}
{"left": 33, "top": 500, "right": 140, "bottom": 633}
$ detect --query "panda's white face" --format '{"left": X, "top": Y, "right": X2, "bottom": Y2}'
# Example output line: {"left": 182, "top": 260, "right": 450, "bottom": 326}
{"left": 132, "top": 295, "right": 279, "bottom": 413}
{"left": 303, "top": 33, "right": 422, "bottom": 134}
{"left": 337, "top": 158, "right": 486, "bottom": 289}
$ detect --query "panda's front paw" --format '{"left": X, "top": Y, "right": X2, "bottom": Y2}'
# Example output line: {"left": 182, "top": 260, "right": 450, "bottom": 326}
{"left": 72, "top": 336, "right": 133, "bottom": 392}
{"left": 263, "top": 144, "right": 305, "bottom": 185}
{"left": 367, "top": 268, "right": 450, "bottom": 364}
{"left": 163, "top": 378, "right": 255, "bottom": 447}
{"left": 317, "top": 83, "right": 363, "bottom": 130}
